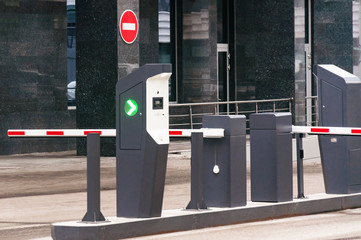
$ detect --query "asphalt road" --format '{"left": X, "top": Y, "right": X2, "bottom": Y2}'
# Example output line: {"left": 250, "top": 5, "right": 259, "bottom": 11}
{"left": 0, "top": 143, "right": 192, "bottom": 240}
{"left": 1, "top": 140, "right": 360, "bottom": 240}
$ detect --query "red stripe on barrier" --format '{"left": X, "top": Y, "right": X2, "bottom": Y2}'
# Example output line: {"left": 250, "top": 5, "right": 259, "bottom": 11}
{"left": 351, "top": 129, "right": 361, "bottom": 134}
{"left": 169, "top": 131, "right": 183, "bottom": 136}
{"left": 46, "top": 131, "right": 64, "bottom": 136}
{"left": 84, "top": 131, "right": 102, "bottom": 135}
{"left": 311, "top": 128, "right": 329, "bottom": 133}
{"left": 8, "top": 131, "right": 25, "bottom": 136}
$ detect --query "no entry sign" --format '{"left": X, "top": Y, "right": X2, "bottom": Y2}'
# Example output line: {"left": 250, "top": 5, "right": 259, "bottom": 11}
{"left": 119, "top": 10, "right": 139, "bottom": 44}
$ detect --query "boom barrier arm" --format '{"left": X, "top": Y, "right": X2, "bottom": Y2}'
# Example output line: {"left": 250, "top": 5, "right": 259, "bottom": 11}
{"left": 8, "top": 129, "right": 116, "bottom": 137}
{"left": 292, "top": 126, "right": 361, "bottom": 136}
{"left": 8, "top": 128, "right": 224, "bottom": 138}
{"left": 11, "top": 126, "right": 361, "bottom": 137}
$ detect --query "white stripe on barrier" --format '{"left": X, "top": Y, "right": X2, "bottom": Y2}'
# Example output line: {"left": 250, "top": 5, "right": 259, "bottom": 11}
{"left": 169, "top": 128, "right": 224, "bottom": 138}
{"left": 8, "top": 128, "right": 224, "bottom": 138}
{"left": 292, "top": 125, "right": 361, "bottom": 136}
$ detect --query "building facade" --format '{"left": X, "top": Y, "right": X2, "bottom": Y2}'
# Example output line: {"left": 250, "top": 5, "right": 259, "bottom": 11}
{"left": 0, "top": 0, "right": 75, "bottom": 155}
{"left": 0, "top": 0, "right": 360, "bottom": 155}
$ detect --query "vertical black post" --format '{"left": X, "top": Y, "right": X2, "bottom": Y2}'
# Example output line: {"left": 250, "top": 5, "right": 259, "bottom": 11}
{"left": 296, "top": 133, "right": 306, "bottom": 199}
{"left": 82, "top": 133, "right": 106, "bottom": 222}
{"left": 186, "top": 132, "right": 207, "bottom": 210}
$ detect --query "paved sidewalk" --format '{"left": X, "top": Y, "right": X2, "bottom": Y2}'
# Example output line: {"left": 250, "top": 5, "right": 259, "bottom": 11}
{"left": 0, "top": 140, "right": 325, "bottom": 240}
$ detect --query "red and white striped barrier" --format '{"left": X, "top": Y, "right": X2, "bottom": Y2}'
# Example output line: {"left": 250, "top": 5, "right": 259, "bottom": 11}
{"left": 292, "top": 125, "right": 361, "bottom": 136}
{"left": 8, "top": 128, "right": 224, "bottom": 138}
{"left": 7, "top": 129, "right": 116, "bottom": 137}
{"left": 10, "top": 126, "right": 361, "bottom": 138}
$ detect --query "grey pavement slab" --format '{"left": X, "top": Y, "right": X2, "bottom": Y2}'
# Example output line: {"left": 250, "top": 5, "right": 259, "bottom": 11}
{"left": 0, "top": 137, "right": 328, "bottom": 240}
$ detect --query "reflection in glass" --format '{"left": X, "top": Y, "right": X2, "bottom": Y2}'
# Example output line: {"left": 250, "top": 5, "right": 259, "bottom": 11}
{"left": 67, "top": 0, "right": 76, "bottom": 106}
{"left": 218, "top": 51, "right": 228, "bottom": 113}
{"left": 158, "top": 0, "right": 176, "bottom": 102}
{"left": 353, "top": 0, "right": 361, "bottom": 77}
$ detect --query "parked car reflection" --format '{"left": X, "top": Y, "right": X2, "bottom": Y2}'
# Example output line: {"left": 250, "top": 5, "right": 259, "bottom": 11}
{"left": 67, "top": 81, "right": 76, "bottom": 106}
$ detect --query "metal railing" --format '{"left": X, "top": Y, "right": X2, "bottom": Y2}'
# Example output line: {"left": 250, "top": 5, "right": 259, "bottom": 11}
{"left": 305, "top": 96, "right": 318, "bottom": 126}
{"left": 169, "top": 98, "right": 293, "bottom": 129}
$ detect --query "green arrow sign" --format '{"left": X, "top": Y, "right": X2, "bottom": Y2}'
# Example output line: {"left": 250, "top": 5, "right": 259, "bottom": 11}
{"left": 124, "top": 99, "right": 138, "bottom": 116}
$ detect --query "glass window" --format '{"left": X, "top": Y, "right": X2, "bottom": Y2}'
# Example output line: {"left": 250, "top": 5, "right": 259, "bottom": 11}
{"left": 217, "top": 0, "right": 228, "bottom": 43}
{"left": 67, "top": 0, "right": 76, "bottom": 107}
{"left": 158, "top": 0, "right": 176, "bottom": 102}
{"left": 353, "top": 0, "right": 361, "bottom": 77}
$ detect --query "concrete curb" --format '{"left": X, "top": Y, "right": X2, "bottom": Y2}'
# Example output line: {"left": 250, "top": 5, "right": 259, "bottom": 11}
{"left": 52, "top": 192, "right": 361, "bottom": 240}
{"left": 0, "top": 224, "right": 50, "bottom": 240}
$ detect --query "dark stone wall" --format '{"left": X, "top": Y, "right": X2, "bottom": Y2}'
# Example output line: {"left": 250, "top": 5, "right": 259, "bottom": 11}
{"left": 313, "top": 0, "right": 353, "bottom": 73}
{"left": 76, "top": 0, "right": 118, "bottom": 156}
{"left": 0, "top": 0, "right": 75, "bottom": 155}
{"left": 234, "top": 0, "right": 295, "bottom": 108}
{"left": 139, "top": 0, "right": 159, "bottom": 66}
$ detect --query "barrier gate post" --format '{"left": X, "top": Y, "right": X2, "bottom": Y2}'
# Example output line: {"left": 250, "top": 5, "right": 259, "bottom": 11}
{"left": 186, "top": 132, "right": 207, "bottom": 210}
{"left": 82, "top": 133, "right": 105, "bottom": 222}
{"left": 202, "top": 115, "right": 247, "bottom": 207}
{"left": 250, "top": 113, "right": 293, "bottom": 202}
{"left": 116, "top": 64, "right": 172, "bottom": 218}
{"left": 317, "top": 65, "right": 361, "bottom": 194}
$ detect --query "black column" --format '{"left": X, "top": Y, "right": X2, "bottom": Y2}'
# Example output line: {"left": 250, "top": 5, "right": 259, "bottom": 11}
{"left": 234, "top": 0, "right": 295, "bottom": 103}
{"left": 76, "top": 0, "right": 118, "bottom": 156}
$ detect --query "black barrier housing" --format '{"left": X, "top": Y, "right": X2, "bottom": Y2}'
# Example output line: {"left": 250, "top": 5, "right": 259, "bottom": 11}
{"left": 250, "top": 113, "right": 293, "bottom": 202}
{"left": 116, "top": 64, "right": 171, "bottom": 218}
{"left": 317, "top": 64, "right": 361, "bottom": 194}
{"left": 202, "top": 115, "right": 247, "bottom": 207}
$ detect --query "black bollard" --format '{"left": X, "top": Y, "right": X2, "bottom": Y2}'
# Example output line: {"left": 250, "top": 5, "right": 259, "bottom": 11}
{"left": 296, "top": 133, "right": 306, "bottom": 199}
{"left": 186, "top": 132, "right": 207, "bottom": 210}
{"left": 82, "top": 133, "right": 106, "bottom": 222}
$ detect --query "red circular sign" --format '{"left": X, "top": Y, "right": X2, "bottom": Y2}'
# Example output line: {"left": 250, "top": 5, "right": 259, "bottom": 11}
{"left": 119, "top": 10, "right": 139, "bottom": 44}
